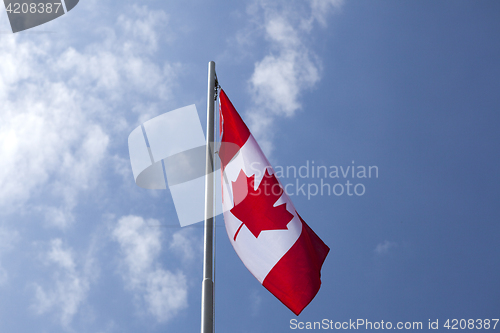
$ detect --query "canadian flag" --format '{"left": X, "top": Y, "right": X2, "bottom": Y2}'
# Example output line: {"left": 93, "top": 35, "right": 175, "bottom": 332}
{"left": 219, "top": 89, "right": 329, "bottom": 315}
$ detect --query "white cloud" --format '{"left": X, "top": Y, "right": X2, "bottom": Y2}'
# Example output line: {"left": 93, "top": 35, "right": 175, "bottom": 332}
{"left": 112, "top": 215, "right": 188, "bottom": 323}
{"left": 169, "top": 229, "right": 198, "bottom": 262}
{"left": 117, "top": 5, "right": 170, "bottom": 54}
{"left": 113, "top": 216, "right": 161, "bottom": 282}
{"left": 374, "top": 240, "right": 397, "bottom": 255}
{"left": 241, "top": 0, "right": 342, "bottom": 154}
{"left": 307, "top": 0, "right": 343, "bottom": 29}
{"left": 0, "top": 265, "right": 6, "bottom": 286}
{"left": 0, "top": 227, "right": 18, "bottom": 285}
{"left": 250, "top": 49, "right": 319, "bottom": 117}
{"left": 249, "top": 289, "right": 262, "bottom": 317}
{"left": 32, "top": 238, "right": 96, "bottom": 327}
{"left": 144, "top": 268, "right": 188, "bottom": 323}
{"left": 0, "top": 2, "right": 192, "bottom": 331}
{"left": 47, "top": 238, "right": 76, "bottom": 270}
{"left": 1, "top": 5, "right": 182, "bottom": 328}
{"left": 0, "top": 5, "right": 177, "bottom": 228}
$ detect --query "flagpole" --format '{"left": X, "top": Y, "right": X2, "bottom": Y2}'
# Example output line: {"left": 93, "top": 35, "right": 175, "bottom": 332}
{"left": 201, "top": 61, "right": 216, "bottom": 333}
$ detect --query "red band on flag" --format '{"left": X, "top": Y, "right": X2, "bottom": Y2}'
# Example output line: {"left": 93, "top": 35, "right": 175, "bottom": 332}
{"left": 262, "top": 215, "right": 329, "bottom": 315}
{"left": 219, "top": 89, "right": 251, "bottom": 168}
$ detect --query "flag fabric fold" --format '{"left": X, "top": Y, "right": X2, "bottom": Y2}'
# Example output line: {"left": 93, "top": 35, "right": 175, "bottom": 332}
{"left": 219, "top": 89, "right": 329, "bottom": 315}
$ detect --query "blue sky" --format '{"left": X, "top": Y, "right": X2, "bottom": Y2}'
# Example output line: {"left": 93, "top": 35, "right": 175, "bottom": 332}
{"left": 0, "top": 0, "right": 499, "bottom": 332}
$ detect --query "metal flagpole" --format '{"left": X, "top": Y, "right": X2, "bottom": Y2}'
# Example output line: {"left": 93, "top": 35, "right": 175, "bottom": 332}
{"left": 201, "top": 61, "right": 216, "bottom": 333}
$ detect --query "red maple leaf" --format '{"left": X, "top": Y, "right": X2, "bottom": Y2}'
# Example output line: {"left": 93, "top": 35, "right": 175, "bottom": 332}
{"left": 230, "top": 169, "right": 294, "bottom": 241}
